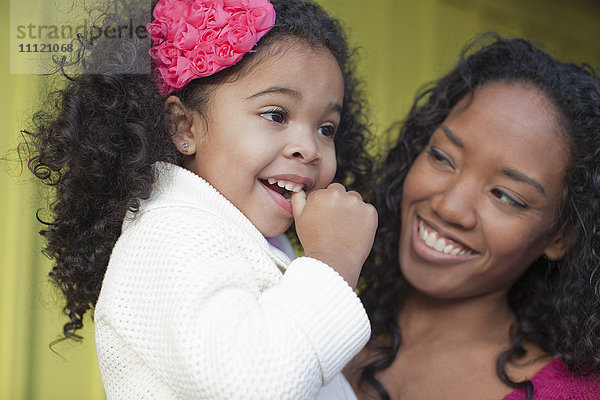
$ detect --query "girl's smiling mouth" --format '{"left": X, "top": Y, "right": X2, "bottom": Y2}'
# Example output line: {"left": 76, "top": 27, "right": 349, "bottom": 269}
{"left": 413, "top": 217, "right": 478, "bottom": 262}
{"left": 262, "top": 178, "right": 305, "bottom": 198}
{"left": 259, "top": 175, "right": 312, "bottom": 214}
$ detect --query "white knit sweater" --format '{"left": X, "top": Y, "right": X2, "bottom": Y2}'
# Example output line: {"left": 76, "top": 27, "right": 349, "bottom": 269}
{"left": 94, "top": 162, "right": 370, "bottom": 399}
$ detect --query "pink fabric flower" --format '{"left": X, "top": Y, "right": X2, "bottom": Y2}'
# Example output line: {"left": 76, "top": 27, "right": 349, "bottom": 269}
{"left": 174, "top": 23, "right": 201, "bottom": 51}
{"left": 248, "top": 6, "right": 275, "bottom": 30}
{"left": 223, "top": 0, "right": 251, "bottom": 7}
{"left": 184, "top": 2, "right": 209, "bottom": 28}
{"left": 213, "top": 39, "right": 239, "bottom": 66}
{"left": 222, "top": 23, "right": 258, "bottom": 53}
{"left": 205, "top": 2, "right": 231, "bottom": 29}
{"left": 188, "top": 48, "right": 220, "bottom": 76}
{"left": 148, "top": 0, "right": 276, "bottom": 96}
{"left": 149, "top": 43, "right": 181, "bottom": 66}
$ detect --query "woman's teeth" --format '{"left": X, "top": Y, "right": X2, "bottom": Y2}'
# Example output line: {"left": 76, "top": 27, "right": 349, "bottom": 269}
{"left": 267, "top": 178, "right": 303, "bottom": 193}
{"left": 418, "top": 220, "right": 472, "bottom": 256}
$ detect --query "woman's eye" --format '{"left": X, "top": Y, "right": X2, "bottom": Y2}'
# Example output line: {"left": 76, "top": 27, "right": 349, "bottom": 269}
{"left": 261, "top": 109, "right": 287, "bottom": 124}
{"left": 426, "top": 147, "right": 453, "bottom": 168}
{"left": 317, "top": 123, "right": 337, "bottom": 138}
{"left": 491, "top": 188, "right": 528, "bottom": 209}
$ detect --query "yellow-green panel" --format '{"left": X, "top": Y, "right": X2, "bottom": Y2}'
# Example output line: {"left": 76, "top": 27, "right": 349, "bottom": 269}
{"left": 1, "top": 0, "right": 41, "bottom": 396}
{"left": 1, "top": 0, "right": 106, "bottom": 396}
{"left": 2, "top": 0, "right": 600, "bottom": 399}
{"left": 320, "top": 0, "right": 600, "bottom": 148}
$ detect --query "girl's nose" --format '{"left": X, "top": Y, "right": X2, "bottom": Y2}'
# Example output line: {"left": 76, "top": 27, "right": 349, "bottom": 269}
{"left": 282, "top": 129, "right": 321, "bottom": 164}
{"left": 430, "top": 178, "right": 478, "bottom": 230}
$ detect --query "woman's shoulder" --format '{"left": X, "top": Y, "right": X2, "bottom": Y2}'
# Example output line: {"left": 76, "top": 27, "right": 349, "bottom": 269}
{"left": 504, "top": 357, "right": 600, "bottom": 400}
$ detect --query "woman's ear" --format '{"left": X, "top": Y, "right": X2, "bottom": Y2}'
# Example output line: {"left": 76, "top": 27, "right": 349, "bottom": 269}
{"left": 164, "top": 96, "right": 205, "bottom": 155}
{"left": 543, "top": 230, "right": 570, "bottom": 261}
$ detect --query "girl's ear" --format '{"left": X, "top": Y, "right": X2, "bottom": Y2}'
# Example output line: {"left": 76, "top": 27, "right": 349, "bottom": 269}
{"left": 543, "top": 230, "right": 570, "bottom": 261}
{"left": 164, "top": 96, "right": 205, "bottom": 155}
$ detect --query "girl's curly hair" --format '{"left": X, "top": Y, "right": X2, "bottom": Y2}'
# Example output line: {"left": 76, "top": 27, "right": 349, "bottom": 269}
{"left": 21, "top": 0, "right": 371, "bottom": 341}
{"left": 357, "top": 34, "right": 600, "bottom": 399}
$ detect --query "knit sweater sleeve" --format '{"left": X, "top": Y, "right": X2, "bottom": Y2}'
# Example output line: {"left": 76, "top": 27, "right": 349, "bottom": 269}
{"left": 95, "top": 207, "right": 370, "bottom": 399}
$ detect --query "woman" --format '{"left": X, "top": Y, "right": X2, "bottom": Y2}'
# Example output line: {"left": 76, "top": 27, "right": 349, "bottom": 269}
{"left": 348, "top": 35, "right": 600, "bottom": 399}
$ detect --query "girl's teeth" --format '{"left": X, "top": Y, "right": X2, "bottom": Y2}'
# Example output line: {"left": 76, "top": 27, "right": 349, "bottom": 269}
{"left": 266, "top": 178, "right": 303, "bottom": 192}
{"left": 451, "top": 248, "right": 461, "bottom": 256}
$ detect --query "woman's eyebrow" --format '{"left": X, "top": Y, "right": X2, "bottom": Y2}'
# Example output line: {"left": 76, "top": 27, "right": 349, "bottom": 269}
{"left": 501, "top": 168, "right": 547, "bottom": 197}
{"left": 441, "top": 124, "right": 546, "bottom": 197}
{"left": 440, "top": 125, "right": 464, "bottom": 148}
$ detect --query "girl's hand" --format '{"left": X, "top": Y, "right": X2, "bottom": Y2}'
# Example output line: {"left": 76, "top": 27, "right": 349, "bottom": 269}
{"left": 291, "top": 183, "right": 378, "bottom": 289}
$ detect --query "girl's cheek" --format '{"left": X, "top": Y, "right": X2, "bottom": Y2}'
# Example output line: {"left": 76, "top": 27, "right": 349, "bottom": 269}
{"left": 323, "top": 149, "right": 337, "bottom": 185}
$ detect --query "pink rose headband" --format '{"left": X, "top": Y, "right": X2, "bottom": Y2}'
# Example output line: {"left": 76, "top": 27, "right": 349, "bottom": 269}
{"left": 147, "top": 0, "right": 276, "bottom": 96}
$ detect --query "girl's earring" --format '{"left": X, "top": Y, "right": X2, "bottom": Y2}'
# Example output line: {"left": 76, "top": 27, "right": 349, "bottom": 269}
{"left": 182, "top": 141, "right": 190, "bottom": 152}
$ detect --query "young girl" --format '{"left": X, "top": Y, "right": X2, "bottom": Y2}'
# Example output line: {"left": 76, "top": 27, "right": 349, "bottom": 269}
{"left": 348, "top": 35, "right": 600, "bottom": 399}
{"left": 24, "top": 0, "right": 377, "bottom": 398}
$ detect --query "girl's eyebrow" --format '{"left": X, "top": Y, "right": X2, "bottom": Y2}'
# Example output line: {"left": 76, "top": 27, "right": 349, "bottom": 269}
{"left": 440, "top": 125, "right": 547, "bottom": 197}
{"left": 246, "top": 86, "right": 301, "bottom": 100}
{"left": 246, "top": 86, "right": 343, "bottom": 113}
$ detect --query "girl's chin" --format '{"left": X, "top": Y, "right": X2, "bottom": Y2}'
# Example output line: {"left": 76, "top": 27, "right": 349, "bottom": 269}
{"left": 257, "top": 221, "right": 293, "bottom": 238}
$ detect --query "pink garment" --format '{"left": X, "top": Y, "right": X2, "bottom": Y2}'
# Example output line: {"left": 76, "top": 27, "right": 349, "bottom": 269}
{"left": 503, "top": 358, "right": 600, "bottom": 400}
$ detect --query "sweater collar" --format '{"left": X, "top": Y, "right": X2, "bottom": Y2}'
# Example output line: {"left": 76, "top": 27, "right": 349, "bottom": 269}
{"left": 150, "top": 162, "right": 291, "bottom": 269}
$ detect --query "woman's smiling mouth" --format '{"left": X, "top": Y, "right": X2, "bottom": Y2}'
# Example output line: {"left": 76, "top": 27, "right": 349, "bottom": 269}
{"left": 418, "top": 220, "right": 475, "bottom": 255}
{"left": 412, "top": 218, "right": 478, "bottom": 262}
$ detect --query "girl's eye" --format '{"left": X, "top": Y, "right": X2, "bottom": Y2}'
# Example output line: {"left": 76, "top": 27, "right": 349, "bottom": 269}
{"left": 260, "top": 109, "right": 287, "bottom": 124}
{"left": 491, "top": 188, "right": 528, "bottom": 209}
{"left": 317, "top": 123, "right": 337, "bottom": 138}
{"left": 426, "top": 147, "right": 454, "bottom": 168}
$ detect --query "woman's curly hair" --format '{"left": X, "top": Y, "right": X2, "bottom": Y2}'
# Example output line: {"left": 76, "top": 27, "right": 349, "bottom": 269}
{"left": 357, "top": 34, "right": 600, "bottom": 399}
{"left": 21, "top": 0, "right": 372, "bottom": 341}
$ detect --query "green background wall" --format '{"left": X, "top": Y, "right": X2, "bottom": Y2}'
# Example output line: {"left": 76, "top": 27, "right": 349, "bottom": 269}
{"left": 2, "top": 0, "right": 599, "bottom": 398}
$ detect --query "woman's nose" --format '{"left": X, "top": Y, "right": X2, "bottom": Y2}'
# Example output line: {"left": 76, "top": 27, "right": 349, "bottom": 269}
{"left": 282, "top": 128, "right": 321, "bottom": 164}
{"left": 430, "top": 178, "right": 478, "bottom": 230}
